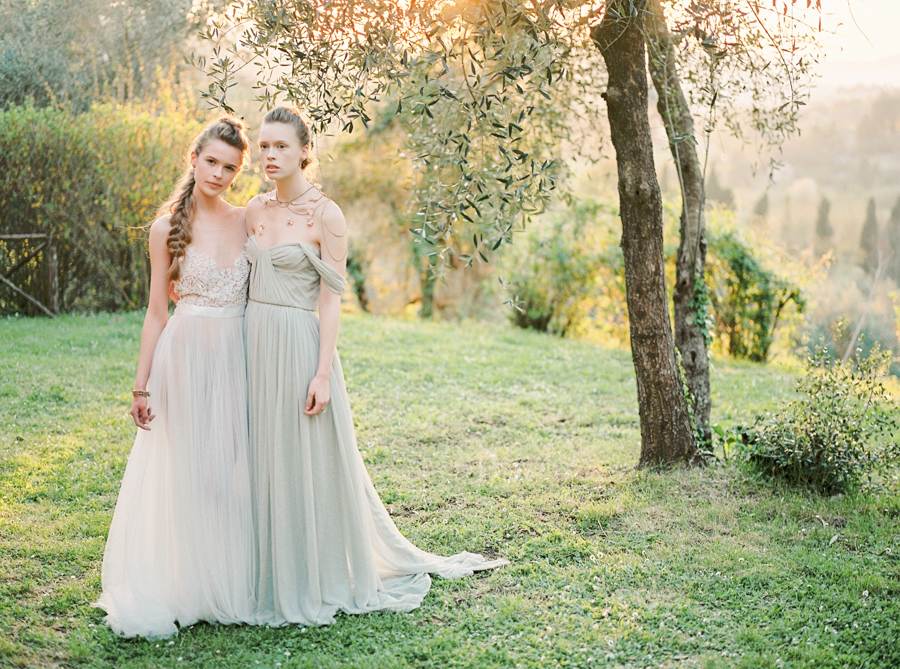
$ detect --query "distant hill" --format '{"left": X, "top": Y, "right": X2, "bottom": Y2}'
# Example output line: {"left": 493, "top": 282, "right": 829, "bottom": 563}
{"left": 816, "top": 53, "right": 900, "bottom": 92}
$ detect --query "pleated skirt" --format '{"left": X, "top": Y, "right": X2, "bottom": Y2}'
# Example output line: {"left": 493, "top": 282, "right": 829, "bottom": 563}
{"left": 246, "top": 301, "right": 507, "bottom": 627}
{"left": 95, "top": 303, "right": 256, "bottom": 639}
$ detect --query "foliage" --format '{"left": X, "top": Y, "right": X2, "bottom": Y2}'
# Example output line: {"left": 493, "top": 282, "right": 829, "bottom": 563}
{"left": 2, "top": 313, "right": 899, "bottom": 667}
{"left": 0, "top": 104, "right": 262, "bottom": 315}
{"left": 887, "top": 197, "right": 900, "bottom": 283}
{"left": 200, "top": 0, "right": 826, "bottom": 260}
{"left": 501, "top": 197, "right": 622, "bottom": 337}
{"left": 813, "top": 195, "right": 833, "bottom": 258}
{"left": 815, "top": 196, "right": 833, "bottom": 239}
{"left": 0, "top": 0, "right": 206, "bottom": 111}
{"left": 345, "top": 243, "right": 371, "bottom": 313}
{"left": 705, "top": 166, "right": 734, "bottom": 208}
{"left": 803, "top": 263, "right": 898, "bottom": 376}
{"left": 856, "top": 91, "right": 900, "bottom": 155}
{"left": 752, "top": 192, "right": 769, "bottom": 218}
{"left": 737, "top": 338, "right": 900, "bottom": 495}
{"left": 666, "top": 1, "right": 822, "bottom": 174}
{"left": 859, "top": 197, "right": 879, "bottom": 273}
{"left": 706, "top": 224, "right": 805, "bottom": 362}
{"left": 201, "top": 0, "right": 608, "bottom": 266}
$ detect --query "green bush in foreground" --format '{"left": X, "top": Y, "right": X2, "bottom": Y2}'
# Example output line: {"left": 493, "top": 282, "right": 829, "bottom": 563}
{"left": 736, "top": 339, "right": 900, "bottom": 495}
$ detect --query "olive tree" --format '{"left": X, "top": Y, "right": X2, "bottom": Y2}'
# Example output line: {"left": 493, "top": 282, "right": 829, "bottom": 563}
{"left": 200, "top": 0, "right": 824, "bottom": 466}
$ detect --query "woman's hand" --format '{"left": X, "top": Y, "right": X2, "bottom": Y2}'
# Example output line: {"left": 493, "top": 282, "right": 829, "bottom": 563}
{"left": 131, "top": 396, "right": 155, "bottom": 430}
{"left": 305, "top": 373, "right": 331, "bottom": 416}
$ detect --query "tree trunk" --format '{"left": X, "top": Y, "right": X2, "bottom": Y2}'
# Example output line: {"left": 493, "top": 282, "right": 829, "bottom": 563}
{"left": 419, "top": 250, "right": 438, "bottom": 319}
{"left": 592, "top": 3, "right": 700, "bottom": 467}
{"left": 644, "top": 0, "right": 711, "bottom": 445}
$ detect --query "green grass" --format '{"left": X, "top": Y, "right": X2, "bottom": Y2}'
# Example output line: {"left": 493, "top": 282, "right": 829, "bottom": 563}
{"left": 0, "top": 312, "right": 897, "bottom": 668}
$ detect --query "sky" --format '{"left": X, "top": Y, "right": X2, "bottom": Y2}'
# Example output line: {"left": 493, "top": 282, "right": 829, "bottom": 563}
{"left": 793, "top": 0, "right": 900, "bottom": 89}
{"left": 813, "top": 0, "right": 900, "bottom": 62}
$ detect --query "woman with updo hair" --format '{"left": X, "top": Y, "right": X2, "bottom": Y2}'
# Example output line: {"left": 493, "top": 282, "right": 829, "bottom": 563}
{"left": 95, "top": 117, "right": 257, "bottom": 638}
{"left": 244, "top": 105, "right": 507, "bottom": 628}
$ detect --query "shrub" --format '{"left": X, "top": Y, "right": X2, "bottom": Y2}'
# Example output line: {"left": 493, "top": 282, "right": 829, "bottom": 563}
{"left": 0, "top": 104, "right": 262, "bottom": 314}
{"left": 0, "top": 0, "right": 201, "bottom": 111}
{"left": 736, "top": 338, "right": 900, "bottom": 495}
{"left": 502, "top": 197, "right": 622, "bottom": 337}
{"left": 706, "top": 226, "right": 805, "bottom": 362}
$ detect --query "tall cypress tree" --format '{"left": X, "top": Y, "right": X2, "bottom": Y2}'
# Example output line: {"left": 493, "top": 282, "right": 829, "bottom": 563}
{"left": 751, "top": 191, "right": 769, "bottom": 233}
{"left": 814, "top": 196, "right": 833, "bottom": 258}
{"left": 706, "top": 166, "right": 734, "bottom": 209}
{"left": 753, "top": 192, "right": 770, "bottom": 217}
{"left": 781, "top": 194, "right": 793, "bottom": 247}
{"left": 886, "top": 197, "right": 900, "bottom": 282}
{"left": 859, "top": 197, "right": 879, "bottom": 273}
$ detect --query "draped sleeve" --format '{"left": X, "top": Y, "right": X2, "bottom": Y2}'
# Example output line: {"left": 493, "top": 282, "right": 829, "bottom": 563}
{"left": 300, "top": 245, "right": 347, "bottom": 295}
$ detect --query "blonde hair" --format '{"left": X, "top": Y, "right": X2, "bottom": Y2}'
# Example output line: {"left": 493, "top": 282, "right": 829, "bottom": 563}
{"left": 159, "top": 116, "right": 250, "bottom": 282}
{"left": 263, "top": 105, "right": 313, "bottom": 169}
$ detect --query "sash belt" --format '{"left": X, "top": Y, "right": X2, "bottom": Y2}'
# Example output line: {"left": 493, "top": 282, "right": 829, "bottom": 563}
{"left": 247, "top": 297, "right": 313, "bottom": 312}
{"left": 174, "top": 303, "right": 245, "bottom": 319}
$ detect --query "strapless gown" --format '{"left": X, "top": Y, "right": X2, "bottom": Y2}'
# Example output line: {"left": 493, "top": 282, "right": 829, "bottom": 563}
{"left": 94, "top": 247, "right": 256, "bottom": 638}
{"left": 245, "top": 235, "right": 507, "bottom": 627}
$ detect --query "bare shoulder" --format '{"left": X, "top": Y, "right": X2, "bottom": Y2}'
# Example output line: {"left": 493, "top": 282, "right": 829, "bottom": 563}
{"left": 148, "top": 214, "right": 173, "bottom": 242}
{"left": 147, "top": 215, "right": 173, "bottom": 264}
{"left": 246, "top": 192, "right": 269, "bottom": 214}
{"left": 245, "top": 193, "right": 268, "bottom": 233}
{"left": 320, "top": 199, "right": 346, "bottom": 236}
{"left": 226, "top": 203, "right": 245, "bottom": 223}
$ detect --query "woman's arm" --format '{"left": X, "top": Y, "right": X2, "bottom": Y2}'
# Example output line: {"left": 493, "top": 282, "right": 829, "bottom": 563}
{"left": 305, "top": 202, "right": 347, "bottom": 416}
{"left": 130, "top": 216, "right": 173, "bottom": 430}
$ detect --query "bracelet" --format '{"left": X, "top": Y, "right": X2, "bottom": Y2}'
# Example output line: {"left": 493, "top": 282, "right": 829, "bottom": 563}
{"left": 132, "top": 390, "right": 150, "bottom": 398}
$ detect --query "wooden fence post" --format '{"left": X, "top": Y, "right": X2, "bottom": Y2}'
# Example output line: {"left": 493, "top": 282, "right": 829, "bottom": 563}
{"left": 47, "top": 236, "right": 59, "bottom": 314}
{"left": 0, "top": 233, "right": 58, "bottom": 317}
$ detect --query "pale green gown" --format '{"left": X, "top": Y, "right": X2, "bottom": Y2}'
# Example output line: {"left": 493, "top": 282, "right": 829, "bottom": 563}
{"left": 244, "top": 235, "right": 506, "bottom": 627}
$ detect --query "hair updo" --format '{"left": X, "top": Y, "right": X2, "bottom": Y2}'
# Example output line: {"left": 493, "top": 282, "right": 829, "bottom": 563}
{"left": 160, "top": 116, "right": 250, "bottom": 282}
{"left": 263, "top": 105, "right": 313, "bottom": 170}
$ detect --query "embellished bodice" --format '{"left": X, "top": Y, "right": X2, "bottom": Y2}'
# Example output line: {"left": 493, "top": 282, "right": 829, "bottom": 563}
{"left": 174, "top": 247, "right": 251, "bottom": 308}
{"left": 245, "top": 236, "right": 346, "bottom": 310}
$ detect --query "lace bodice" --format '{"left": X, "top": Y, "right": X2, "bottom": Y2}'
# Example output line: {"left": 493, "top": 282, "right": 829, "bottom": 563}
{"left": 174, "top": 247, "right": 250, "bottom": 308}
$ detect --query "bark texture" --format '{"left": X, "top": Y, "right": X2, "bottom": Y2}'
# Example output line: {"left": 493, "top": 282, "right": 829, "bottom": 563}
{"left": 644, "top": 0, "right": 711, "bottom": 445}
{"left": 591, "top": 3, "right": 700, "bottom": 466}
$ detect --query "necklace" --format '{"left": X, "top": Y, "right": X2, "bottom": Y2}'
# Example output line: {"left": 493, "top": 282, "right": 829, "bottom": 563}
{"left": 271, "top": 184, "right": 316, "bottom": 207}
{"left": 258, "top": 184, "right": 327, "bottom": 231}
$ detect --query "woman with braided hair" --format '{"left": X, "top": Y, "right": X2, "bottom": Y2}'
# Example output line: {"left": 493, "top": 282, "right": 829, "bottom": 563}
{"left": 244, "top": 105, "right": 507, "bottom": 628}
{"left": 95, "top": 117, "right": 257, "bottom": 638}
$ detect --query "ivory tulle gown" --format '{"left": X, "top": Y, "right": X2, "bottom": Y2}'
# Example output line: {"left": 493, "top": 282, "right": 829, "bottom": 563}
{"left": 245, "top": 234, "right": 507, "bottom": 627}
{"left": 95, "top": 247, "right": 256, "bottom": 638}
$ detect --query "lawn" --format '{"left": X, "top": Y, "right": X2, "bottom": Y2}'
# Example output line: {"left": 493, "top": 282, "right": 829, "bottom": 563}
{"left": 0, "top": 312, "right": 897, "bottom": 668}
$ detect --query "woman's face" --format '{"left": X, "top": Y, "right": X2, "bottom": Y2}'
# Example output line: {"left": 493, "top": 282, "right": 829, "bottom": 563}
{"left": 191, "top": 138, "right": 243, "bottom": 197}
{"left": 259, "top": 122, "right": 308, "bottom": 181}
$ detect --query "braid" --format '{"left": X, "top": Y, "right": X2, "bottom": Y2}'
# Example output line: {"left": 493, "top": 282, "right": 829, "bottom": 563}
{"left": 155, "top": 115, "right": 250, "bottom": 282}
{"left": 165, "top": 171, "right": 196, "bottom": 282}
